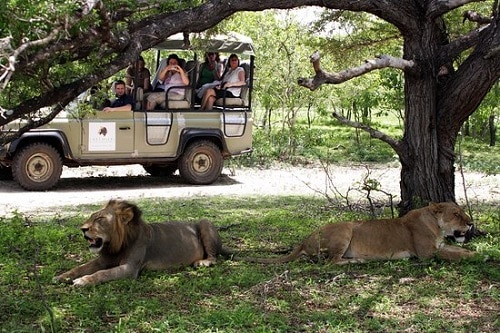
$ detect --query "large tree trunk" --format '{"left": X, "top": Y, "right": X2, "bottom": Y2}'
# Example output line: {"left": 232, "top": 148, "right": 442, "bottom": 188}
{"left": 398, "top": 21, "right": 457, "bottom": 213}
{"left": 397, "top": 11, "right": 500, "bottom": 214}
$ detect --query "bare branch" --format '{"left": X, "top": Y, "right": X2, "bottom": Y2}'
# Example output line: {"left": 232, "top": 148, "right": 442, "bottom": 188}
{"left": 0, "top": 0, "right": 106, "bottom": 96}
{"left": 298, "top": 52, "right": 415, "bottom": 91}
{"left": 427, "top": 0, "right": 484, "bottom": 18}
{"left": 80, "top": 0, "right": 100, "bottom": 16}
{"left": 462, "top": 10, "right": 493, "bottom": 25}
{"left": 0, "top": 27, "right": 61, "bottom": 98}
{"left": 331, "top": 111, "right": 402, "bottom": 154}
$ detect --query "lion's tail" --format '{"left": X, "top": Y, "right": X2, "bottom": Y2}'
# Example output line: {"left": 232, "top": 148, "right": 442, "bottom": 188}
{"left": 219, "top": 246, "right": 237, "bottom": 259}
{"left": 232, "top": 245, "right": 305, "bottom": 264}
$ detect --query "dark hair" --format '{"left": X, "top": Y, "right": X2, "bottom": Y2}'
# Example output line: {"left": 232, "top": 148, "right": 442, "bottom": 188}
{"left": 114, "top": 79, "right": 126, "bottom": 87}
{"left": 204, "top": 51, "right": 220, "bottom": 63}
{"left": 228, "top": 53, "right": 239, "bottom": 66}
{"left": 167, "top": 53, "right": 180, "bottom": 63}
{"left": 131, "top": 56, "right": 145, "bottom": 68}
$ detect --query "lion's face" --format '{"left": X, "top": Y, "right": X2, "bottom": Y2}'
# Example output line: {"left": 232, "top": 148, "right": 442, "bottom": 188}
{"left": 80, "top": 200, "right": 139, "bottom": 254}
{"left": 80, "top": 211, "right": 115, "bottom": 253}
{"left": 430, "top": 202, "right": 472, "bottom": 243}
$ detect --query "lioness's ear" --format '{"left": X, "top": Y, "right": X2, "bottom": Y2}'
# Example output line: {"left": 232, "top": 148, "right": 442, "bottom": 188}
{"left": 429, "top": 202, "right": 441, "bottom": 214}
{"left": 117, "top": 207, "right": 135, "bottom": 225}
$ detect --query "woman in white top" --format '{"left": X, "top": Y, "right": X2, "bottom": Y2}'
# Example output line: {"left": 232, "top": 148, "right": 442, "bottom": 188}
{"left": 147, "top": 54, "right": 189, "bottom": 110}
{"left": 200, "top": 54, "right": 245, "bottom": 111}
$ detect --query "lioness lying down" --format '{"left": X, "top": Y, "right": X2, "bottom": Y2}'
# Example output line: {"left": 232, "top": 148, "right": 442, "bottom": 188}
{"left": 54, "top": 199, "right": 229, "bottom": 286}
{"left": 241, "top": 202, "right": 475, "bottom": 264}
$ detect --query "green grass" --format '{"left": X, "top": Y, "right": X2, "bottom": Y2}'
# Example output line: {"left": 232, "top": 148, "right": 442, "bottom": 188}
{"left": 0, "top": 197, "right": 498, "bottom": 332}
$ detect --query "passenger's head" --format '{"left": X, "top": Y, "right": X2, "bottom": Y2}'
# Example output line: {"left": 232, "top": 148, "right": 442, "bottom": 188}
{"left": 136, "top": 56, "right": 145, "bottom": 69}
{"left": 205, "top": 51, "right": 219, "bottom": 63}
{"left": 228, "top": 54, "right": 240, "bottom": 68}
{"left": 129, "top": 56, "right": 145, "bottom": 69}
{"left": 113, "top": 80, "right": 127, "bottom": 96}
{"left": 167, "top": 53, "right": 180, "bottom": 66}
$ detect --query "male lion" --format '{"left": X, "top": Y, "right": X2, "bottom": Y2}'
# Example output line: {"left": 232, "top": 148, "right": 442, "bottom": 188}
{"left": 240, "top": 202, "right": 475, "bottom": 264}
{"left": 54, "top": 199, "right": 230, "bottom": 286}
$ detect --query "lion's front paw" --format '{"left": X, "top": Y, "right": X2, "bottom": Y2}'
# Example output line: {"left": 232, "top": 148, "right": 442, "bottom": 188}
{"left": 72, "top": 275, "right": 93, "bottom": 287}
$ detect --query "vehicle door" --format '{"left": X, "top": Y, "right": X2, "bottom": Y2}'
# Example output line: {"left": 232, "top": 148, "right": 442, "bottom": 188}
{"left": 132, "top": 110, "right": 178, "bottom": 157}
{"left": 80, "top": 111, "right": 135, "bottom": 157}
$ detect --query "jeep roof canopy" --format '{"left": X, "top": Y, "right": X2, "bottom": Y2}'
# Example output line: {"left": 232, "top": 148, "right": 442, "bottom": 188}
{"left": 153, "top": 31, "right": 255, "bottom": 55}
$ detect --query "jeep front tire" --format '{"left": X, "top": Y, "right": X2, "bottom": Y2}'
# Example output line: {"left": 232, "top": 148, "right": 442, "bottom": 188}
{"left": 179, "top": 140, "right": 223, "bottom": 185}
{"left": 12, "top": 143, "right": 63, "bottom": 191}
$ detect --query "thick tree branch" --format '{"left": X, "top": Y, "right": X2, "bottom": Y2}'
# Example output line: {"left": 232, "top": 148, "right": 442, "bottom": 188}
{"left": 332, "top": 112, "right": 402, "bottom": 154}
{"left": 438, "top": 26, "right": 485, "bottom": 63}
{"left": 298, "top": 51, "right": 415, "bottom": 91}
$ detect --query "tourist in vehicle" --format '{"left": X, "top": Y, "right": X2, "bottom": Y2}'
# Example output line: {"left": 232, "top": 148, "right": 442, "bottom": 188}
{"left": 195, "top": 52, "right": 223, "bottom": 100}
{"left": 200, "top": 53, "right": 245, "bottom": 111}
{"left": 125, "top": 55, "right": 151, "bottom": 94}
{"left": 147, "top": 54, "right": 189, "bottom": 110}
{"left": 102, "top": 80, "right": 133, "bottom": 112}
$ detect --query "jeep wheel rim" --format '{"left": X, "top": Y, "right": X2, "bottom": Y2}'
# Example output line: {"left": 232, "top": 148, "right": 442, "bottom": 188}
{"left": 192, "top": 153, "right": 212, "bottom": 173}
{"left": 25, "top": 153, "right": 53, "bottom": 182}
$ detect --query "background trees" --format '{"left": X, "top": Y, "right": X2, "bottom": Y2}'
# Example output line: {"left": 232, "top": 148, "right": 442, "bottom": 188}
{"left": 1, "top": 0, "right": 498, "bottom": 212}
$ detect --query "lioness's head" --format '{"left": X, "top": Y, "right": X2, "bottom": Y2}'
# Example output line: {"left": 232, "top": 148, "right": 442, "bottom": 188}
{"left": 429, "top": 202, "right": 472, "bottom": 243}
{"left": 80, "top": 199, "right": 142, "bottom": 254}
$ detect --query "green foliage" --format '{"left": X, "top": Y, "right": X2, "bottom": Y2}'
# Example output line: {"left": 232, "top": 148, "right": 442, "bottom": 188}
{"left": 465, "top": 81, "right": 499, "bottom": 143}
{"left": 0, "top": 197, "right": 498, "bottom": 332}
{"left": 458, "top": 137, "right": 500, "bottom": 174}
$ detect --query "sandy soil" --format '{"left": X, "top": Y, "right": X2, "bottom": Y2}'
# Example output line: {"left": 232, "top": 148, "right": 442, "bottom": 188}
{"left": 0, "top": 164, "right": 498, "bottom": 217}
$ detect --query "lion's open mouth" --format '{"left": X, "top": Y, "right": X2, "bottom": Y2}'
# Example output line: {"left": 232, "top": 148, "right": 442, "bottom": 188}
{"left": 84, "top": 235, "right": 103, "bottom": 249}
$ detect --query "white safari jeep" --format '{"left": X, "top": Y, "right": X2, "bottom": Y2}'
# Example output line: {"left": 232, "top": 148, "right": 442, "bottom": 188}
{"left": 0, "top": 32, "right": 254, "bottom": 190}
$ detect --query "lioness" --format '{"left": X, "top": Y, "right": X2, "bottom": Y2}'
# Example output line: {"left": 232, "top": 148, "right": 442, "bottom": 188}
{"left": 54, "top": 199, "right": 229, "bottom": 286}
{"left": 240, "top": 202, "right": 475, "bottom": 264}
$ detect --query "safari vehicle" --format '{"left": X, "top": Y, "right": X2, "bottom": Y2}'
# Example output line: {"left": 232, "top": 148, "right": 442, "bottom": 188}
{"left": 0, "top": 32, "right": 255, "bottom": 191}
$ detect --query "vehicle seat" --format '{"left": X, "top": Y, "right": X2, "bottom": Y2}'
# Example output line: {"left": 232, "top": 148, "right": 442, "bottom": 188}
{"left": 151, "top": 57, "right": 191, "bottom": 110}
{"left": 151, "top": 57, "right": 187, "bottom": 89}
{"left": 185, "top": 60, "right": 200, "bottom": 85}
{"left": 133, "top": 87, "right": 144, "bottom": 110}
{"left": 214, "top": 63, "right": 250, "bottom": 109}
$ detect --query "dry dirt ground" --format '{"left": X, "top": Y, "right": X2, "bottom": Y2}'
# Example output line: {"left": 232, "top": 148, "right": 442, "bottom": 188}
{"left": 0, "top": 164, "right": 499, "bottom": 217}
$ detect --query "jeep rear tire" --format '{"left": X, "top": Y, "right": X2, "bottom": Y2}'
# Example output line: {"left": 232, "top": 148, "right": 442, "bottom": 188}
{"left": 12, "top": 143, "right": 63, "bottom": 191}
{"left": 179, "top": 140, "right": 223, "bottom": 185}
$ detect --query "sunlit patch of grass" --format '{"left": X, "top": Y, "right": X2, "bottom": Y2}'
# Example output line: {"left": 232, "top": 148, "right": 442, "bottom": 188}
{"left": 235, "top": 115, "right": 499, "bottom": 176}
{"left": 459, "top": 138, "right": 500, "bottom": 174}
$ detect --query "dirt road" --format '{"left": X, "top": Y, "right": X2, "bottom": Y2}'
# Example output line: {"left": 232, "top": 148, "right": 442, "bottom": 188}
{"left": 1, "top": 164, "right": 498, "bottom": 217}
